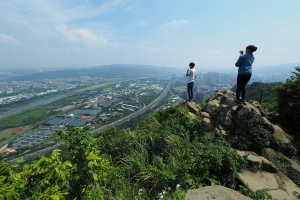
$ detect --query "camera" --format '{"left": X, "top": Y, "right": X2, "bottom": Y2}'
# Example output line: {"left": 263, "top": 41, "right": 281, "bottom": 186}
{"left": 239, "top": 50, "right": 244, "bottom": 54}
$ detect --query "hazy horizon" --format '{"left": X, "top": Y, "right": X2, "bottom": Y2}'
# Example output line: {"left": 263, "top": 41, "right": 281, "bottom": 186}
{"left": 1, "top": 1, "right": 300, "bottom": 70}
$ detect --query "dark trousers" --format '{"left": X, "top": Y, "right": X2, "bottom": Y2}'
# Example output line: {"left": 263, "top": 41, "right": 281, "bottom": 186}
{"left": 187, "top": 82, "right": 194, "bottom": 100}
{"left": 236, "top": 74, "right": 251, "bottom": 100}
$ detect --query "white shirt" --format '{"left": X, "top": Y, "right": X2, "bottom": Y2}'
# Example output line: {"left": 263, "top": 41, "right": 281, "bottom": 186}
{"left": 187, "top": 68, "right": 197, "bottom": 83}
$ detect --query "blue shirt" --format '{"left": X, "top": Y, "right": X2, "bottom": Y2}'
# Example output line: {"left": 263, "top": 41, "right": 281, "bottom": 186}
{"left": 235, "top": 53, "right": 255, "bottom": 74}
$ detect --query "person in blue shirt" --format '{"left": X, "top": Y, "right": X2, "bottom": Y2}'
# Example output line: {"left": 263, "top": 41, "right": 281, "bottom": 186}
{"left": 234, "top": 45, "right": 257, "bottom": 104}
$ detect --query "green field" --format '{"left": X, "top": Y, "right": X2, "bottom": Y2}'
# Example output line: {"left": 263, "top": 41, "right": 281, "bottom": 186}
{"left": 0, "top": 108, "right": 59, "bottom": 132}
{"left": 101, "top": 98, "right": 121, "bottom": 108}
{"left": 0, "top": 129, "right": 12, "bottom": 143}
{"left": 101, "top": 86, "right": 113, "bottom": 93}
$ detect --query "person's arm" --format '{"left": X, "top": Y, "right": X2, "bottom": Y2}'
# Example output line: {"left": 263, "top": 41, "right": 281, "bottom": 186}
{"left": 235, "top": 55, "right": 244, "bottom": 67}
{"left": 186, "top": 69, "right": 189, "bottom": 77}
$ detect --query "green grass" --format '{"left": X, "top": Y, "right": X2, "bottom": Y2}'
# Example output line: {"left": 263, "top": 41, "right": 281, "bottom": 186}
{"left": 0, "top": 129, "right": 13, "bottom": 144}
{"left": 101, "top": 86, "right": 113, "bottom": 93}
{"left": 0, "top": 108, "right": 58, "bottom": 132}
{"left": 101, "top": 98, "right": 121, "bottom": 108}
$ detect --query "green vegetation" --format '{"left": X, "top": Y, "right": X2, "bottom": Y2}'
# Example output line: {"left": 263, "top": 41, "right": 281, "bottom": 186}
{"left": 274, "top": 66, "right": 300, "bottom": 133}
{"left": 231, "top": 81, "right": 282, "bottom": 104}
{"left": 0, "top": 127, "right": 110, "bottom": 200}
{"left": 0, "top": 104, "right": 248, "bottom": 199}
{"left": 239, "top": 186, "right": 275, "bottom": 200}
{"left": 48, "top": 93, "right": 90, "bottom": 106}
{"left": 229, "top": 120, "right": 272, "bottom": 150}
{"left": 3, "top": 69, "right": 300, "bottom": 199}
{"left": 0, "top": 129, "right": 13, "bottom": 143}
{"left": 96, "top": 105, "right": 246, "bottom": 199}
{"left": 139, "top": 93, "right": 160, "bottom": 105}
{"left": 101, "top": 86, "right": 113, "bottom": 93}
{"left": 0, "top": 108, "right": 59, "bottom": 132}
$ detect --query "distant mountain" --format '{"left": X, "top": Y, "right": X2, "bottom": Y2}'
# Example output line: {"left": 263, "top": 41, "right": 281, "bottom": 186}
{"left": 10, "top": 64, "right": 181, "bottom": 81}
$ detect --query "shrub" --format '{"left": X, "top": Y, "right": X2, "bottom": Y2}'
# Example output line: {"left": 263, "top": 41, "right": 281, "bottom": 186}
{"left": 229, "top": 120, "right": 272, "bottom": 150}
{"left": 274, "top": 66, "right": 300, "bottom": 132}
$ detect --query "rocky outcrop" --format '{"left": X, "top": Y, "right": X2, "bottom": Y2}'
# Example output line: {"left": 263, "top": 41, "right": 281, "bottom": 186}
{"left": 238, "top": 169, "right": 300, "bottom": 200}
{"left": 185, "top": 185, "right": 251, "bottom": 200}
{"left": 237, "top": 150, "right": 277, "bottom": 173}
{"left": 184, "top": 90, "right": 300, "bottom": 200}
{"left": 186, "top": 101, "right": 201, "bottom": 115}
{"left": 195, "top": 90, "right": 296, "bottom": 154}
{"left": 237, "top": 150, "right": 300, "bottom": 199}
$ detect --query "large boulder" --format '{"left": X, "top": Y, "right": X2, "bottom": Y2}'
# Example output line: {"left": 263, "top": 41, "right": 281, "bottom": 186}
{"left": 238, "top": 169, "right": 300, "bottom": 199}
{"left": 216, "top": 105, "right": 234, "bottom": 129}
{"left": 249, "top": 100, "right": 267, "bottom": 116}
{"left": 237, "top": 150, "right": 277, "bottom": 173}
{"left": 205, "top": 99, "right": 220, "bottom": 117}
{"left": 235, "top": 103, "right": 261, "bottom": 130}
{"left": 262, "top": 118, "right": 297, "bottom": 155}
{"left": 207, "top": 92, "right": 224, "bottom": 102}
{"left": 202, "top": 117, "right": 214, "bottom": 131}
{"left": 186, "top": 102, "right": 201, "bottom": 114}
{"left": 265, "top": 109, "right": 281, "bottom": 123}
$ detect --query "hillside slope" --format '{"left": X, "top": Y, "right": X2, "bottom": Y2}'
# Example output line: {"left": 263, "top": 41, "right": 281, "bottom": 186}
{"left": 1, "top": 90, "right": 300, "bottom": 199}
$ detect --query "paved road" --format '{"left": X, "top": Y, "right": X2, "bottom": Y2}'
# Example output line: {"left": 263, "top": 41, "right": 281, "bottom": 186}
{"left": 8, "top": 80, "right": 174, "bottom": 163}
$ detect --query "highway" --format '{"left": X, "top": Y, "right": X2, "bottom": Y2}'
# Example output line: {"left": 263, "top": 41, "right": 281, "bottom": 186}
{"left": 8, "top": 80, "right": 174, "bottom": 163}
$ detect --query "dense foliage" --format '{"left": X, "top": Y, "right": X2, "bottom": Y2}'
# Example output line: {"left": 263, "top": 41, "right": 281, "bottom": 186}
{"left": 97, "top": 105, "right": 246, "bottom": 199}
{"left": 0, "top": 127, "right": 110, "bottom": 199}
{"left": 229, "top": 120, "right": 272, "bottom": 150}
{"left": 0, "top": 108, "right": 59, "bottom": 132}
{"left": 231, "top": 81, "right": 282, "bottom": 104}
{"left": 274, "top": 66, "right": 300, "bottom": 132}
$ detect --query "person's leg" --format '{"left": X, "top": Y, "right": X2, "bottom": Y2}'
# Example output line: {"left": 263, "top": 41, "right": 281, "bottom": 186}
{"left": 235, "top": 74, "right": 243, "bottom": 101}
{"left": 190, "top": 82, "right": 194, "bottom": 101}
{"left": 240, "top": 74, "right": 252, "bottom": 100}
{"left": 187, "top": 83, "right": 192, "bottom": 100}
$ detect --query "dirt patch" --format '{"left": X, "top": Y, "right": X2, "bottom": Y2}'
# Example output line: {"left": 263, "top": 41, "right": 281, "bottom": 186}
{"left": 54, "top": 105, "right": 75, "bottom": 112}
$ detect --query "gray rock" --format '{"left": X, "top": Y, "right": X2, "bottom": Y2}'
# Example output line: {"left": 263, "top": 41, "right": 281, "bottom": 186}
{"left": 185, "top": 185, "right": 251, "bottom": 200}
{"left": 186, "top": 102, "right": 201, "bottom": 114}
{"left": 236, "top": 103, "right": 261, "bottom": 130}
{"left": 217, "top": 105, "right": 234, "bottom": 129}
{"left": 249, "top": 100, "right": 266, "bottom": 116}
{"left": 202, "top": 117, "right": 214, "bottom": 131}
{"left": 206, "top": 99, "right": 220, "bottom": 116}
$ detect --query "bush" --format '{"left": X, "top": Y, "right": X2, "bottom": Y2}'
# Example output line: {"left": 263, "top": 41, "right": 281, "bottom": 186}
{"left": 229, "top": 120, "right": 272, "bottom": 150}
{"left": 274, "top": 66, "right": 300, "bottom": 132}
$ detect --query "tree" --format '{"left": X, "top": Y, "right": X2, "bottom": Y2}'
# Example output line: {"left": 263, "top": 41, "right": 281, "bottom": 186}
{"left": 0, "top": 150, "right": 72, "bottom": 200}
{"left": 57, "top": 127, "right": 110, "bottom": 200}
{"left": 274, "top": 66, "right": 300, "bottom": 132}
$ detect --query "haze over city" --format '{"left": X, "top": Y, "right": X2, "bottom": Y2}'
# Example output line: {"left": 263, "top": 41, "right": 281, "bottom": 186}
{"left": 1, "top": 0, "right": 300, "bottom": 70}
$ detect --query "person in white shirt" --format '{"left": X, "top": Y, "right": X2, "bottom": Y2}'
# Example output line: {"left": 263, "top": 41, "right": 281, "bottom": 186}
{"left": 186, "top": 62, "right": 197, "bottom": 102}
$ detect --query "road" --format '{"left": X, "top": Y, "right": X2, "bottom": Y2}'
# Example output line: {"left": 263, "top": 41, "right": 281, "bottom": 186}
{"left": 8, "top": 80, "right": 174, "bottom": 163}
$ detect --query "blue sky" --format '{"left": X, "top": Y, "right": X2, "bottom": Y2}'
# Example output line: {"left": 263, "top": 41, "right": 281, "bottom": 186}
{"left": 0, "top": 0, "right": 300, "bottom": 70}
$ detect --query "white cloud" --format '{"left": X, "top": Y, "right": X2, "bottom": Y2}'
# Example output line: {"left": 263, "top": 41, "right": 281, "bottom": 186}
{"left": 169, "top": 20, "right": 189, "bottom": 26}
{"left": 55, "top": 24, "right": 107, "bottom": 45}
{"left": 0, "top": 34, "right": 18, "bottom": 45}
